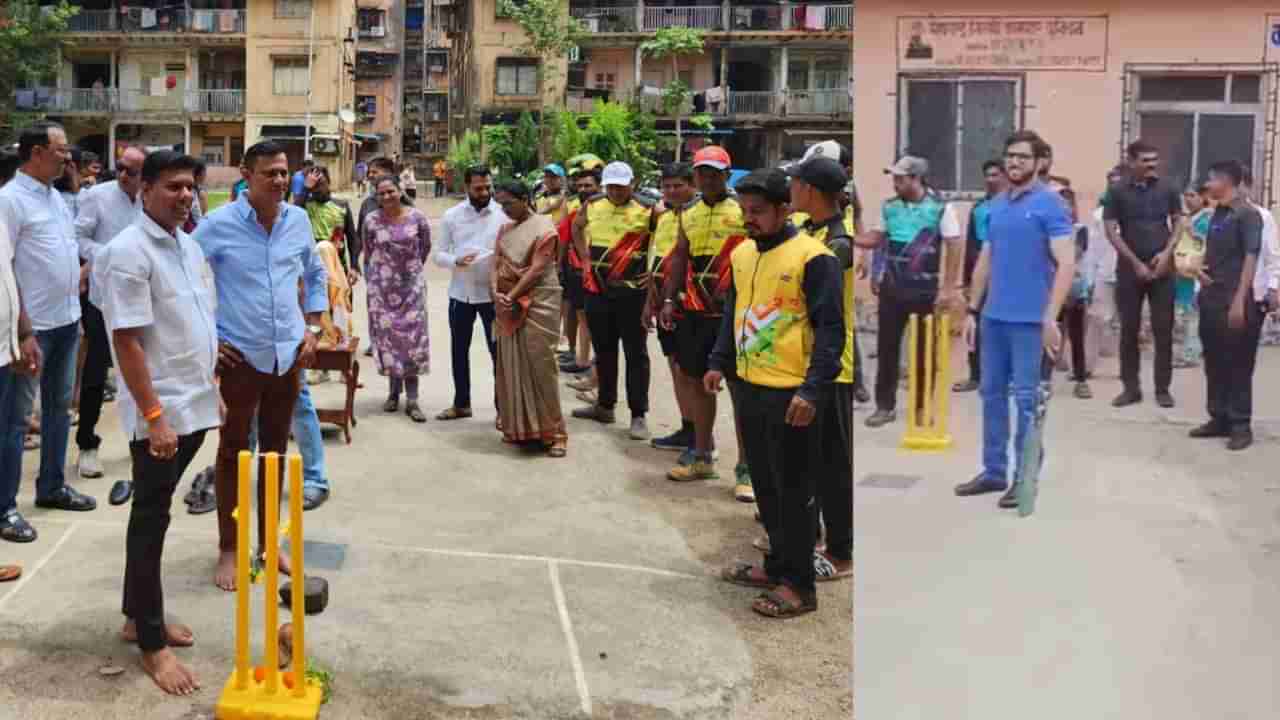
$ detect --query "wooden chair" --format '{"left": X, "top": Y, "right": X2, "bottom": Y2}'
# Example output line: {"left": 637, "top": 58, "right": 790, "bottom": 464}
{"left": 312, "top": 337, "right": 361, "bottom": 444}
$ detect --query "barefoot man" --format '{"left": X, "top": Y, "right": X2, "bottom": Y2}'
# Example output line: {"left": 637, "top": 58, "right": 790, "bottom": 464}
{"left": 193, "top": 141, "right": 327, "bottom": 591}
{"left": 92, "top": 150, "right": 218, "bottom": 694}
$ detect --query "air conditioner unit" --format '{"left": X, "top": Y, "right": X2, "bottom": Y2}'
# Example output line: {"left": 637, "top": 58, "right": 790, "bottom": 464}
{"left": 582, "top": 18, "right": 598, "bottom": 32}
{"left": 310, "top": 137, "right": 340, "bottom": 155}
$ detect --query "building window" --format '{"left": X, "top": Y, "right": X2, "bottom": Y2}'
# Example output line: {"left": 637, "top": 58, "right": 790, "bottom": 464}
{"left": 273, "top": 58, "right": 309, "bottom": 96}
{"left": 497, "top": 58, "right": 538, "bottom": 96}
{"left": 202, "top": 147, "right": 225, "bottom": 166}
{"left": 899, "top": 76, "right": 1020, "bottom": 195}
{"left": 356, "top": 94, "right": 377, "bottom": 119}
{"left": 594, "top": 72, "right": 616, "bottom": 90}
{"left": 358, "top": 8, "right": 386, "bottom": 38}
{"left": 275, "top": 0, "right": 310, "bottom": 19}
{"left": 1132, "top": 71, "right": 1265, "bottom": 193}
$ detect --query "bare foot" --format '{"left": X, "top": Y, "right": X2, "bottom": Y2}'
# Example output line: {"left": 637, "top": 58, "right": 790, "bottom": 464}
{"left": 214, "top": 551, "right": 237, "bottom": 592}
{"left": 277, "top": 549, "right": 292, "bottom": 577}
{"left": 140, "top": 647, "right": 201, "bottom": 696}
{"left": 121, "top": 619, "right": 195, "bottom": 648}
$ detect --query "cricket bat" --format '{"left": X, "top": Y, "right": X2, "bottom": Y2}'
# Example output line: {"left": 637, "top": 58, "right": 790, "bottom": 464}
{"left": 1016, "top": 354, "right": 1055, "bottom": 517}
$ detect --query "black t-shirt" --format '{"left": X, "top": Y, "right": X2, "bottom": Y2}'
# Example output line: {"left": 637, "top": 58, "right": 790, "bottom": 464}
{"left": 1200, "top": 201, "right": 1262, "bottom": 309}
{"left": 1103, "top": 177, "right": 1182, "bottom": 262}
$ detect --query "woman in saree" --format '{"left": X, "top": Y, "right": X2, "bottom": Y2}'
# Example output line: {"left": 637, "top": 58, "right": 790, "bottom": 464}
{"left": 491, "top": 181, "right": 569, "bottom": 457}
{"left": 362, "top": 175, "right": 433, "bottom": 423}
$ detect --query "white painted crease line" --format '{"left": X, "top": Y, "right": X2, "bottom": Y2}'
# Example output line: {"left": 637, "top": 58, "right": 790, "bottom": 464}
{"left": 0, "top": 521, "right": 79, "bottom": 613}
{"left": 37, "top": 517, "right": 708, "bottom": 582}
{"left": 549, "top": 560, "right": 592, "bottom": 718}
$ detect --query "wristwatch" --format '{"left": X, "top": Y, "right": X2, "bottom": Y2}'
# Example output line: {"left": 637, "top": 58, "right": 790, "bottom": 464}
{"left": 307, "top": 324, "right": 323, "bottom": 338}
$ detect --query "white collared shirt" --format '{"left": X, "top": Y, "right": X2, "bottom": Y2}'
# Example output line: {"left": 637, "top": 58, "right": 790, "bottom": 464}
{"left": 0, "top": 171, "right": 82, "bottom": 331}
{"left": 433, "top": 198, "right": 508, "bottom": 303}
{"left": 1250, "top": 201, "right": 1280, "bottom": 302}
{"left": 0, "top": 222, "right": 20, "bottom": 367}
{"left": 76, "top": 179, "right": 143, "bottom": 265}
{"left": 91, "top": 212, "right": 220, "bottom": 441}
{"left": 1087, "top": 206, "right": 1118, "bottom": 284}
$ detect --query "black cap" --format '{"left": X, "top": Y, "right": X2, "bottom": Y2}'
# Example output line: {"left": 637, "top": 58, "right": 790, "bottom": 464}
{"left": 736, "top": 169, "right": 791, "bottom": 204}
{"left": 785, "top": 157, "right": 849, "bottom": 193}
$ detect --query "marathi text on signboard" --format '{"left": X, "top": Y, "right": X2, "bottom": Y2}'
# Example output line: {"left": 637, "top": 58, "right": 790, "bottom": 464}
{"left": 898, "top": 16, "right": 1108, "bottom": 72}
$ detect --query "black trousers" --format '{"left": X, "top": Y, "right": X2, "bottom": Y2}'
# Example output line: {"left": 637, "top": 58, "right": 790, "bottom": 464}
{"left": 448, "top": 299, "right": 496, "bottom": 410}
{"left": 851, "top": 332, "right": 866, "bottom": 389}
{"left": 1062, "top": 302, "right": 1088, "bottom": 383}
{"left": 819, "top": 383, "right": 852, "bottom": 562}
{"left": 1116, "top": 268, "right": 1174, "bottom": 394}
{"left": 874, "top": 296, "right": 935, "bottom": 413}
{"left": 585, "top": 291, "right": 650, "bottom": 417}
{"left": 77, "top": 292, "right": 113, "bottom": 451}
{"left": 1199, "top": 299, "right": 1264, "bottom": 431}
{"left": 732, "top": 381, "right": 824, "bottom": 595}
{"left": 123, "top": 430, "right": 207, "bottom": 652}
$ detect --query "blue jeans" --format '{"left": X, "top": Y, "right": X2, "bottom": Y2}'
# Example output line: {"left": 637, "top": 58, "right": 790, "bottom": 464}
{"left": 0, "top": 364, "right": 28, "bottom": 514}
{"left": 247, "top": 383, "right": 327, "bottom": 492}
{"left": 980, "top": 317, "right": 1042, "bottom": 486}
{"left": 12, "top": 323, "right": 80, "bottom": 504}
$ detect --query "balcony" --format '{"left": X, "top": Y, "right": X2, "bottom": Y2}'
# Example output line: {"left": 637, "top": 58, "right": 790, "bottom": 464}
{"left": 186, "top": 89, "right": 246, "bottom": 115}
{"left": 568, "top": 2, "right": 852, "bottom": 33}
{"left": 785, "top": 88, "right": 850, "bottom": 115}
{"left": 643, "top": 5, "right": 721, "bottom": 30}
{"left": 12, "top": 87, "right": 244, "bottom": 117}
{"left": 62, "top": 7, "right": 247, "bottom": 35}
{"left": 189, "top": 9, "right": 246, "bottom": 33}
{"left": 723, "top": 89, "right": 776, "bottom": 115}
{"left": 571, "top": 6, "right": 639, "bottom": 33}
{"left": 359, "top": 26, "right": 387, "bottom": 39}
{"left": 13, "top": 87, "right": 116, "bottom": 114}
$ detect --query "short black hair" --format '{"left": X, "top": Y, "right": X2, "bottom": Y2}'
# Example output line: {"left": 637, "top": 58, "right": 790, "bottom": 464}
{"left": 494, "top": 179, "right": 530, "bottom": 202}
{"left": 81, "top": 150, "right": 100, "bottom": 167}
{"left": 372, "top": 173, "right": 401, "bottom": 190}
{"left": 141, "top": 150, "right": 201, "bottom": 184}
{"left": 463, "top": 165, "right": 491, "bottom": 184}
{"left": 312, "top": 165, "right": 331, "bottom": 183}
{"left": 1241, "top": 163, "right": 1254, "bottom": 188}
{"left": 1208, "top": 160, "right": 1244, "bottom": 187}
{"left": 735, "top": 169, "right": 790, "bottom": 205}
{"left": 1127, "top": 140, "right": 1158, "bottom": 160}
{"left": 369, "top": 156, "right": 397, "bottom": 174}
{"left": 982, "top": 159, "right": 1004, "bottom": 174}
{"left": 18, "top": 121, "right": 64, "bottom": 164}
{"left": 0, "top": 149, "right": 19, "bottom": 187}
{"left": 661, "top": 162, "right": 694, "bottom": 181}
{"left": 67, "top": 147, "right": 83, "bottom": 167}
{"left": 572, "top": 167, "right": 602, "bottom": 182}
{"left": 302, "top": 158, "right": 315, "bottom": 168}
{"left": 1004, "top": 130, "right": 1050, "bottom": 160}
{"left": 242, "top": 141, "right": 288, "bottom": 170}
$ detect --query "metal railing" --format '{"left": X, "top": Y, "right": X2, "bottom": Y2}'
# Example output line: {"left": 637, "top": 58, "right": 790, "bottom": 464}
{"left": 189, "top": 9, "right": 246, "bottom": 33}
{"left": 822, "top": 4, "right": 852, "bottom": 29}
{"left": 12, "top": 87, "right": 116, "bottom": 113}
{"left": 65, "top": 10, "right": 116, "bottom": 32}
{"left": 725, "top": 90, "right": 776, "bottom": 115}
{"left": 186, "top": 89, "right": 245, "bottom": 114}
{"left": 786, "top": 88, "right": 850, "bottom": 115}
{"left": 64, "top": 7, "right": 248, "bottom": 33}
{"left": 571, "top": 5, "right": 639, "bottom": 32}
{"left": 117, "top": 88, "right": 185, "bottom": 112}
{"left": 643, "top": 6, "right": 721, "bottom": 30}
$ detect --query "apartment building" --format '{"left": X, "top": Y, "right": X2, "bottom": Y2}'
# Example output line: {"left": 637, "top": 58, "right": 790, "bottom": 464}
{"left": 400, "top": 0, "right": 450, "bottom": 172}
{"left": 17, "top": 0, "right": 357, "bottom": 187}
{"left": 355, "top": 0, "right": 405, "bottom": 160}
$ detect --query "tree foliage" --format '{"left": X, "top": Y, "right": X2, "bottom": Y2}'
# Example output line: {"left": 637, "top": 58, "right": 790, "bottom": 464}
{"left": 640, "top": 27, "right": 706, "bottom": 161}
{"left": 482, "top": 111, "right": 540, "bottom": 179}
{"left": 446, "top": 129, "right": 483, "bottom": 189}
{"left": 0, "top": 0, "right": 77, "bottom": 142}
{"left": 584, "top": 101, "right": 661, "bottom": 185}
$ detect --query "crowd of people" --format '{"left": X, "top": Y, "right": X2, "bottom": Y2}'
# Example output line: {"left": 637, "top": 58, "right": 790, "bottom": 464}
{"left": 855, "top": 129, "right": 1280, "bottom": 511}
{"left": 0, "top": 122, "right": 856, "bottom": 693}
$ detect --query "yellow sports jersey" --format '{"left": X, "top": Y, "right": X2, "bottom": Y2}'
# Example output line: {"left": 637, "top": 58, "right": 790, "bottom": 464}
{"left": 729, "top": 228, "right": 834, "bottom": 388}
{"left": 584, "top": 197, "right": 651, "bottom": 293}
{"left": 536, "top": 192, "right": 569, "bottom": 225}
{"left": 679, "top": 197, "right": 747, "bottom": 314}
{"left": 791, "top": 210, "right": 856, "bottom": 236}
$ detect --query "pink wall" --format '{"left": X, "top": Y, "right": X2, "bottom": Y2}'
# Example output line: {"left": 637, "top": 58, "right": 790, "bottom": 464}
{"left": 854, "top": 1, "right": 1280, "bottom": 221}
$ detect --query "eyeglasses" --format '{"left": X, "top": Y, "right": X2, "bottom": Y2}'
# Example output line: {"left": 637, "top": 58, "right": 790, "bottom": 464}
{"left": 117, "top": 166, "right": 139, "bottom": 177}
{"left": 1004, "top": 152, "right": 1034, "bottom": 162}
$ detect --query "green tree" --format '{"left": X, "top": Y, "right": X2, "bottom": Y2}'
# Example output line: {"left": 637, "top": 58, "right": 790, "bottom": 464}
{"left": 548, "top": 108, "right": 588, "bottom": 164}
{"left": 497, "top": 0, "right": 585, "bottom": 160}
{"left": 446, "top": 129, "right": 483, "bottom": 191}
{"left": 585, "top": 101, "right": 661, "bottom": 186}
{"left": 640, "top": 27, "right": 708, "bottom": 162}
{"left": 482, "top": 111, "right": 540, "bottom": 179}
{"left": 0, "top": 0, "right": 77, "bottom": 142}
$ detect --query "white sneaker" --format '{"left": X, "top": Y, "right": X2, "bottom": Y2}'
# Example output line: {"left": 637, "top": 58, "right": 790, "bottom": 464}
{"left": 79, "top": 448, "right": 104, "bottom": 479}
{"left": 629, "top": 417, "right": 650, "bottom": 441}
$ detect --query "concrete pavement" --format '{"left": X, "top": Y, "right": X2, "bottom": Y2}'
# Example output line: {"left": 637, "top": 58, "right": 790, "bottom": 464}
{"left": 0, "top": 199, "right": 851, "bottom": 720}
{"left": 856, "top": 334, "right": 1280, "bottom": 720}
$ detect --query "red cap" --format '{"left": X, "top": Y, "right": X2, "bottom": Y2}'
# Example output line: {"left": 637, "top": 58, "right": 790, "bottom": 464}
{"left": 692, "top": 146, "right": 731, "bottom": 171}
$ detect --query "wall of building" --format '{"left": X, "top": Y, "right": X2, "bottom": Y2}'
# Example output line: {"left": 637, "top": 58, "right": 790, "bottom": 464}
{"left": 467, "top": 0, "right": 565, "bottom": 110}
{"left": 854, "top": 0, "right": 1280, "bottom": 218}
{"left": 245, "top": 0, "right": 355, "bottom": 117}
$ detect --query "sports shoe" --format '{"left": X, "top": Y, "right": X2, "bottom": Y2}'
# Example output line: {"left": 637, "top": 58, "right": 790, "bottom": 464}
{"left": 629, "top": 417, "right": 650, "bottom": 440}
{"left": 668, "top": 456, "right": 719, "bottom": 482}
{"left": 78, "top": 448, "right": 104, "bottom": 479}
{"left": 733, "top": 464, "right": 755, "bottom": 502}
{"left": 651, "top": 427, "right": 693, "bottom": 452}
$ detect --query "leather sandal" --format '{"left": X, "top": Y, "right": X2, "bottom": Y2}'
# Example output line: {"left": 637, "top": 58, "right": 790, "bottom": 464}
{"left": 0, "top": 564, "right": 20, "bottom": 582}
{"left": 0, "top": 510, "right": 37, "bottom": 544}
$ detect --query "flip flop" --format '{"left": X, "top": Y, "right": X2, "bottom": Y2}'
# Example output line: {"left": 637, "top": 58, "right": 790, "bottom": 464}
{"left": 751, "top": 587, "right": 817, "bottom": 619}
{"left": 814, "top": 551, "right": 852, "bottom": 582}
{"left": 721, "top": 562, "right": 776, "bottom": 589}
{"left": 0, "top": 565, "right": 20, "bottom": 582}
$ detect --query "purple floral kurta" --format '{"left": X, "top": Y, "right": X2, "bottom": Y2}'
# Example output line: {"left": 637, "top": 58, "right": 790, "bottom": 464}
{"left": 363, "top": 207, "right": 432, "bottom": 377}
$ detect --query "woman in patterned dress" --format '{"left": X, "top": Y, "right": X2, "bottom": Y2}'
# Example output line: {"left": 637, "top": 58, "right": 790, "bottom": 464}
{"left": 362, "top": 175, "right": 432, "bottom": 422}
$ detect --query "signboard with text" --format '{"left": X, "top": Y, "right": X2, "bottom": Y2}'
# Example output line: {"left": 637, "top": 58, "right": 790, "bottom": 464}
{"left": 897, "top": 16, "right": 1109, "bottom": 72}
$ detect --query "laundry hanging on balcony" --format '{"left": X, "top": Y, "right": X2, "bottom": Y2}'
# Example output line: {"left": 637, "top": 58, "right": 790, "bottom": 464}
{"left": 139, "top": 7, "right": 157, "bottom": 28}
{"left": 804, "top": 6, "right": 825, "bottom": 30}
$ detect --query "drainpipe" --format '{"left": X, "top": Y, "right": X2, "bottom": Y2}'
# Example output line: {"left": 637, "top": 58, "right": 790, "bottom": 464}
{"left": 304, "top": 0, "right": 316, "bottom": 161}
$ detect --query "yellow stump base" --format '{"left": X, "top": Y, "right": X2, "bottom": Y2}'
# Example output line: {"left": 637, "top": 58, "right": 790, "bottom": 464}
{"left": 900, "top": 433, "right": 954, "bottom": 452}
{"left": 215, "top": 673, "right": 324, "bottom": 720}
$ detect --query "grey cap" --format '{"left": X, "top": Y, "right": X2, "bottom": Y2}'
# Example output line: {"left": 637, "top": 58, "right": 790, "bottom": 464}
{"left": 885, "top": 156, "right": 929, "bottom": 177}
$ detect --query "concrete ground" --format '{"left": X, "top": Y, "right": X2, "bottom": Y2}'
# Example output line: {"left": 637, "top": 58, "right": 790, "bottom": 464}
{"left": 856, "top": 332, "right": 1280, "bottom": 720}
{"left": 0, "top": 197, "right": 851, "bottom": 720}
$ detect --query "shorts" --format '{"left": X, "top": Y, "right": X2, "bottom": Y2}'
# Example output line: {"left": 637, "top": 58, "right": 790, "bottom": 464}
{"left": 674, "top": 312, "right": 721, "bottom": 379}
{"left": 563, "top": 266, "right": 586, "bottom": 311}
{"left": 657, "top": 326, "right": 678, "bottom": 357}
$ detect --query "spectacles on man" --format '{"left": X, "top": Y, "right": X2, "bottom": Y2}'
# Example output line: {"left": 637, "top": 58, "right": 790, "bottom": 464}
{"left": 1004, "top": 152, "right": 1034, "bottom": 162}
{"left": 117, "top": 165, "right": 139, "bottom": 177}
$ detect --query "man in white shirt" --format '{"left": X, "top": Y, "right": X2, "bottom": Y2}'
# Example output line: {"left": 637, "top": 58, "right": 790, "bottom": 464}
{"left": 92, "top": 150, "right": 219, "bottom": 696}
{"left": 0, "top": 152, "right": 45, "bottom": 546}
{"left": 432, "top": 165, "right": 506, "bottom": 420}
{"left": 74, "top": 145, "right": 145, "bottom": 483}
{"left": 1242, "top": 168, "right": 1280, "bottom": 316}
{"left": 1082, "top": 167, "right": 1126, "bottom": 372}
{"left": 0, "top": 122, "right": 98, "bottom": 527}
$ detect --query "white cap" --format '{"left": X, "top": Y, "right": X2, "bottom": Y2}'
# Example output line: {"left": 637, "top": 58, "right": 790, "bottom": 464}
{"left": 601, "top": 161, "right": 635, "bottom": 187}
{"left": 802, "top": 140, "right": 844, "bottom": 163}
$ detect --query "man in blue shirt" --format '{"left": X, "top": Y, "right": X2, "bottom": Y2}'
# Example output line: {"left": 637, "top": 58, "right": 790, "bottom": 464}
{"left": 957, "top": 130, "right": 1076, "bottom": 509}
{"left": 193, "top": 141, "right": 328, "bottom": 591}
{"left": 287, "top": 157, "right": 313, "bottom": 202}
{"left": 954, "top": 159, "right": 1007, "bottom": 393}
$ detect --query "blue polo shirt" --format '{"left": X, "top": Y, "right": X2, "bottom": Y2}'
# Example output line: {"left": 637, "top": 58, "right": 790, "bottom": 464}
{"left": 983, "top": 182, "right": 1074, "bottom": 324}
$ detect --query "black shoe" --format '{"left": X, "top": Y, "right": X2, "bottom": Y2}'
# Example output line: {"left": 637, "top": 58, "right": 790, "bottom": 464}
{"left": 560, "top": 363, "right": 593, "bottom": 375}
{"left": 998, "top": 483, "right": 1022, "bottom": 509}
{"left": 1227, "top": 430, "right": 1254, "bottom": 451}
{"left": 572, "top": 404, "right": 616, "bottom": 424}
{"left": 651, "top": 428, "right": 692, "bottom": 451}
{"left": 363, "top": 345, "right": 374, "bottom": 357}
{"left": 557, "top": 350, "right": 576, "bottom": 363}
{"left": 864, "top": 409, "right": 896, "bottom": 428}
{"left": 852, "top": 385, "right": 871, "bottom": 403}
{"left": 1189, "top": 422, "right": 1229, "bottom": 439}
{"left": 108, "top": 480, "right": 133, "bottom": 506}
{"left": 34, "top": 486, "right": 97, "bottom": 512}
{"left": 302, "top": 487, "right": 330, "bottom": 511}
{"left": 952, "top": 379, "right": 980, "bottom": 393}
{"left": 1155, "top": 391, "right": 1175, "bottom": 409}
{"left": 955, "top": 474, "right": 1008, "bottom": 497}
{"left": 1111, "top": 390, "right": 1143, "bottom": 407}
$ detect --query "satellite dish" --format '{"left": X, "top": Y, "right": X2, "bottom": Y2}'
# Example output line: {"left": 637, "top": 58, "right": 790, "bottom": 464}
{"left": 339, "top": 108, "right": 357, "bottom": 123}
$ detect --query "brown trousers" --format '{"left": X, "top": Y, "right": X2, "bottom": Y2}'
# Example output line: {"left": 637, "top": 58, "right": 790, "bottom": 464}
{"left": 215, "top": 357, "right": 301, "bottom": 552}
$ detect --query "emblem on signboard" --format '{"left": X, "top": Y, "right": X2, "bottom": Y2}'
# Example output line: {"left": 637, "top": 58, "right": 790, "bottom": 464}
{"left": 905, "top": 21, "right": 934, "bottom": 60}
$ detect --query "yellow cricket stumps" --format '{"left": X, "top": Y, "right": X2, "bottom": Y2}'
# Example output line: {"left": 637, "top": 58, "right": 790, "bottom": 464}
{"left": 216, "top": 452, "right": 323, "bottom": 720}
{"left": 901, "top": 313, "right": 954, "bottom": 452}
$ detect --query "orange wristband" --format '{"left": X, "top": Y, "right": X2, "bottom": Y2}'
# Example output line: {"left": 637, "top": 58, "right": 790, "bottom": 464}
{"left": 144, "top": 406, "right": 163, "bottom": 422}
